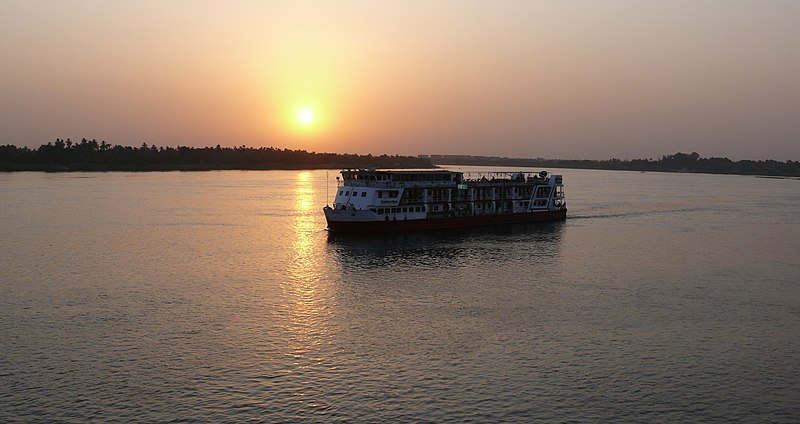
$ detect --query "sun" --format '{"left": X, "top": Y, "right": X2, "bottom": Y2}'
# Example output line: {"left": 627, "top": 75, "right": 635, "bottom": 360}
{"left": 280, "top": 103, "right": 327, "bottom": 137}
{"left": 296, "top": 107, "right": 315, "bottom": 126}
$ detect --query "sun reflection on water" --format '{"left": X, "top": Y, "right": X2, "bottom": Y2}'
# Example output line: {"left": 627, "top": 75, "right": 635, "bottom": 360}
{"left": 282, "top": 171, "right": 332, "bottom": 357}
{"left": 294, "top": 172, "right": 315, "bottom": 214}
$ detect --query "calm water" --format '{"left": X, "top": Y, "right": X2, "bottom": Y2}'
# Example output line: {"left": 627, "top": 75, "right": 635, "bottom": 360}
{"left": 1, "top": 168, "right": 798, "bottom": 422}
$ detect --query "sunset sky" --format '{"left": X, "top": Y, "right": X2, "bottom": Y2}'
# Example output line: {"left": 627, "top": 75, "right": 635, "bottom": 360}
{"left": 1, "top": 1, "right": 798, "bottom": 160}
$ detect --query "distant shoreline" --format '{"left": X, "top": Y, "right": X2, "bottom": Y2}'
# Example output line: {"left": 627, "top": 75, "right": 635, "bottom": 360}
{"left": 0, "top": 139, "right": 435, "bottom": 172}
{"left": 425, "top": 153, "right": 799, "bottom": 178}
{"left": 3, "top": 160, "right": 798, "bottom": 178}
{"left": 755, "top": 175, "right": 800, "bottom": 180}
{"left": 1, "top": 140, "right": 797, "bottom": 177}
{"left": 0, "top": 163, "right": 436, "bottom": 172}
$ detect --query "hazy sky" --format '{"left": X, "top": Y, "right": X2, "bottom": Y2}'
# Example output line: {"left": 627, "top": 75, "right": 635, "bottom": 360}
{"left": 2, "top": 1, "right": 798, "bottom": 160}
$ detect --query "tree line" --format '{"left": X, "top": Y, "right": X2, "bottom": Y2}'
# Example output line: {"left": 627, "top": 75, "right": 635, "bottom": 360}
{"left": 428, "top": 152, "right": 799, "bottom": 177}
{"left": 0, "top": 138, "right": 434, "bottom": 171}
{"left": 1, "top": 139, "right": 797, "bottom": 176}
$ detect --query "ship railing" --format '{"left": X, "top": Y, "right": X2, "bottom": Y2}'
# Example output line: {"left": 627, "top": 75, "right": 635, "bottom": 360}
{"left": 343, "top": 180, "right": 455, "bottom": 188}
{"left": 463, "top": 181, "right": 547, "bottom": 187}
{"left": 463, "top": 172, "right": 549, "bottom": 180}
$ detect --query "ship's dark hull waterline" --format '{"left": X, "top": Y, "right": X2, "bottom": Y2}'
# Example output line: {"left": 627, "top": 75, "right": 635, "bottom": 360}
{"left": 325, "top": 209, "right": 567, "bottom": 233}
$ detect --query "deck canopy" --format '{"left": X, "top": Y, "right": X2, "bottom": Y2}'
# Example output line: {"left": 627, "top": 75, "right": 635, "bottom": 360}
{"left": 341, "top": 169, "right": 462, "bottom": 183}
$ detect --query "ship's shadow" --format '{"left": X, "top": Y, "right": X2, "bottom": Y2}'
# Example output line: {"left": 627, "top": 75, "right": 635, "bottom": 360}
{"left": 326, "top": 221, "right": 566, "bottom": 271}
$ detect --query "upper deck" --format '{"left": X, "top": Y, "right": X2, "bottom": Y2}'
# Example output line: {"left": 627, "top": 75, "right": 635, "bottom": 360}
{"left": 339, "top": 169, "right": 552, "bottom": 188}
{"left": 340, "top": 169, "right": 462, "bottom": 188}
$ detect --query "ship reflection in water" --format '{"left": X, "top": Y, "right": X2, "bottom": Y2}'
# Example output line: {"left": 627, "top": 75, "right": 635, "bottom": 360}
{"left": 319, "top": 221, "right": 572, "bottom": 422}
{"left": 326, "top": 221, "right": 566, "bottom": 273}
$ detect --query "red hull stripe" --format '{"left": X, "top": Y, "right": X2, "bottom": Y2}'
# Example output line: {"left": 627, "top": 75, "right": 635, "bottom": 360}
{"left": 326, "top": 209, "right": 566, "bottom": 233}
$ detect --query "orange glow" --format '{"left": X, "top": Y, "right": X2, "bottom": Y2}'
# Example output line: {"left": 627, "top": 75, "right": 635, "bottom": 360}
{"left": 257, "top": 33, "right": 367, "bottom": 150}
{"left": 4, "top": 3, "right": 798, "bottom": 160}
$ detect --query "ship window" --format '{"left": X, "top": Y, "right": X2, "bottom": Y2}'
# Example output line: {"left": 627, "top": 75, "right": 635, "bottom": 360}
{"left": 338, "top": 190, "right": 343, "bottom": 195}
{"left": 377, "top": 191, "right": 383, "bottom": 198}
{"left": 352, "top": 191, "right": 358, "bottom": 196}
{"left": 389, "top": 190, "right": 399, "bottom": 198}
{"left": 402, "top": 207, "right": 407, "bottom": 213}
{"left": 433, "top": 206, "right": 439, "bottom": 211}
{"left": 345, "top": 191, "right": 350, "bottom": 196}
{"left": 361, "top": 192, "right": 367, "bottom": 197}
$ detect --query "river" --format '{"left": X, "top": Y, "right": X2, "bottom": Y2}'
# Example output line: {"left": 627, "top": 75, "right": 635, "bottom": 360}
{"left": 1, "top": 168, "right": 798, "bottom": 422}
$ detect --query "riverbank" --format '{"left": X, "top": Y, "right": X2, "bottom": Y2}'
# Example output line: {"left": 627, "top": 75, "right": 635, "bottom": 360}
{"left": 426, "top": 152, "right": 799, "bottom": 177}
{"left": 0, "top": 162, "right": 437, "bottom": 172}
{"left": 0, "top": 139, "right": 434, "bottom": 172}
{"left": 2, "top": 140, "right": 797, "bottom": 176}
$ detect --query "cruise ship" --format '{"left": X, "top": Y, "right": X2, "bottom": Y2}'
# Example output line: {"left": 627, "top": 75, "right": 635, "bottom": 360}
{"left": 323, "top": 169, "right": 566, "bottom": 232}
